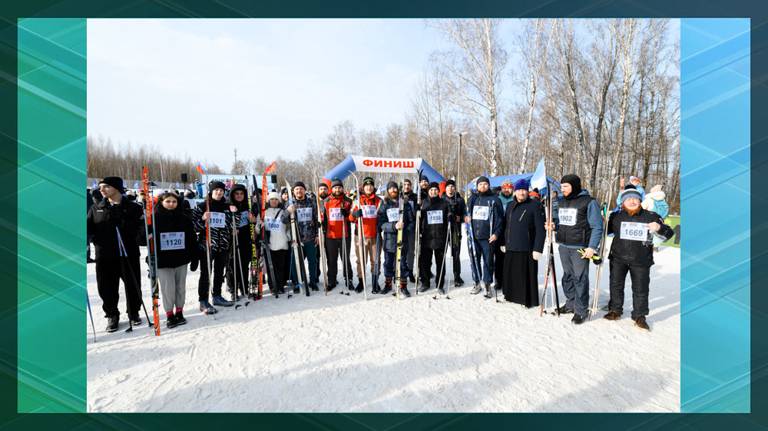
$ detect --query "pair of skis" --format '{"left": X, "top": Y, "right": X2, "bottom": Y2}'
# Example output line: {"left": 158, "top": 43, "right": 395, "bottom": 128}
{"left": 286, "top": 180, "right": 310, "bottom": 297}
{"left": 539, "top": 180, "right": 562, "bottom": 317}
{"left": 141, "top": 167, "right": 161, "bottom": 334}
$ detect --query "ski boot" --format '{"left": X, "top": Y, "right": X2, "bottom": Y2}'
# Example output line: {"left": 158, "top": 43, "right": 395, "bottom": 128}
{"left": 381, "top": 277, "right": 393, "bottom": 295}
{"left": 400, "top": 280, "right": 412, "bottom": 297}
{"left": 556, "top": 305, "right": 574, "bottom": 314}
{"left": 571, "top": 314, "right": 586, "bottom": 325}
{"left": 212, "top": 295, "right": 234, "bottom": 307}
{"left": 166, "top": 314, "right": 179, "bottom": 329}
{"left": 470, "top": 281, "right": 484, "bottom": 295}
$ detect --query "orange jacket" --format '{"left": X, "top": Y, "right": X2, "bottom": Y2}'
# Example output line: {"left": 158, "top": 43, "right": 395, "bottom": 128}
{"left": 323, "top": 194, "right": 353, "bottom": 239}
{"left": 351, "top": 193, "right": 382, "bottom": 238}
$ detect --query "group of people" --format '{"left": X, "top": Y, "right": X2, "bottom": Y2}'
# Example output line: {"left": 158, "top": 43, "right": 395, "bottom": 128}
{"left": 86, "top": 171, "right": 674, "bottom": 334}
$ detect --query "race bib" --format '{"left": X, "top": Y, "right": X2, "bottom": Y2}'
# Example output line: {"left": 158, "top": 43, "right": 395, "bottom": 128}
{"left": 472, "top": 205, "right": 489, "bottom": 221}
{"left": 427, "top": 210, "right": 444, "bottom": 225}
{"left": 239, "top": 211, "right": 250, "bottom": 228}
{"left": 266, "top": 218, "right": 283, "bottom": 232}
{"left": 329, "top": 207, "right": 343, "bottom": 221}
{"left": 558, "top": 208, "right": 577, "bottom": 226}
{"left": 386, "top": 208, "right": 400, "bottom": 223}
{"left": 620, "top": 222, "right": 649, "bottom": 242}
{"left": 362, "top": 205, "right": 377, "bottom": 219}
{"left": 297, "top": 207, "right": 313, "bottom": 223}
{"left": 159, "top": 232, "right": 184, "bottom": 251}
{"left": 209, "top": 212, "right": 225, "bottom": 228}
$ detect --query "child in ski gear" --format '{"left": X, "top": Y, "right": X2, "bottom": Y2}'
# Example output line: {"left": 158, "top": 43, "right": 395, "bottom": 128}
{"left": 87, "top": 176, "right": 145, "bottom": 332}
{"left": 377, "top": 181, "right": 413, "bottom": 295}
{"left": 603, "top": 188, "right": 674, "bottom": 330}
{"left": 227, "top": 183, "right": 258, "bottom": 298}
{"left": 547, "top": 174, "right": 604, "bottom": 324}
{"left": 641, "top": 185, "right": 670, "bottom": 249}
{"left": 154, "top": 191, "right": 197, "bottom": 328}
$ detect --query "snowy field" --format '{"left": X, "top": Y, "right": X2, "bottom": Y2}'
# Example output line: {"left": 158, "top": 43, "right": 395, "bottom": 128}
{"left": 87, "top": 236, "right": 680, "bottom": 413}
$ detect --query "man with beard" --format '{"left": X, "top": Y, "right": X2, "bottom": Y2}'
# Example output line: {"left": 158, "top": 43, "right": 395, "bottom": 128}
{"left": 376, "top": 181, "right": 413, "bottom": 296}
{"left": 402, "top": 178, "right": 418, "bottom": 284}
{"left": 546, "top": 174, "right": 603, "bottom": 324}
{"left": 286, "top": 181, "right": 320, "bottom": 292}
{"left": 465, "top": 176, "right": 503, "bottom": 298}
{"left": 322, "top": 178, "right": 354, "bottom": 291}
{"left": 603, "top": 187, "right": 674, "bottom": 330}
{"left": 500, "top": 178, "right": 545, "bottom": 307}
{"left": 350, "top": 177, "right": 383, "bottom": 293}
{"left": 442, "top": 179, "right": 466, "bottom": 287}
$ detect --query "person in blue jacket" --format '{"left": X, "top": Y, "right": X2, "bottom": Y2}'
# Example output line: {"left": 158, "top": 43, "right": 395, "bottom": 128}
{"left": 464, "top": 175, "right": 503, "bottom": 299}
{"left": 546, "top": 174, "right": 604, "bottom": 324}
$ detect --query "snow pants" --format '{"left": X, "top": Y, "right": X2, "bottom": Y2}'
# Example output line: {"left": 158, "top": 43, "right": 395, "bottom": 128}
{"left": 608, "top": 259, "right": 651, "bottom": 319}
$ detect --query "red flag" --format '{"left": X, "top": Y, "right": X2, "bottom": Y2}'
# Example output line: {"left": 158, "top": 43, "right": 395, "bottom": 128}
{"left": 264, "top": 161, "right": 277, "bottom": 175}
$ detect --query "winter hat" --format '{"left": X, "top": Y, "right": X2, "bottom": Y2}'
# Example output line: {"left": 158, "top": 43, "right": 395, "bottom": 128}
{"left": 293, "top": 181, "right": 306, "bottom": 190}
{"left": 560, "top": 174, "right": 582, "bottom": 198}
{"left": 514, "top": 178, "right": 530, "bottom": 191}
{"left": 501, "top": 180, "right": 513, "bottom": 191}
{"left": 331, "top": 178, "right": 343, "bottom": 188}
{"left": 387, "top": 181, "right": 399, "bottom": 191}
{"left": 650, "top": 184, "right": 663, "bottom": 193}
{"left": 231, "top": 183, "right": 247, "bottom": 193}
{"left": 629, "top": 175, "right": 641, "bottom": 183}
{"left": 429, "top": 182, "right": 439, "bottom": 191}
{"left": 99, "top": 176, "right": 125, "bottom": 193}
{"left": 318, "top": 182, "right": 329, "bottom": 190}
{"left": 477, "top": 176, "right": 490, "bottom": 186}
{"left": 208, "top": 180, "right": 226, "bottom": 192}
{"left": 363, "top": 177, "right": 375, "bottom": 186}
{"left": 620, "top": 188, "right": 643, "bottom": 204}
{"left": 420, "top": 174, "right": 429, "bottom": 183}
{"left": 268, "top": 191, "right": 280, "bottom": 201}
{"left": 445, "top": 179, "right": 456, "bottom": 187}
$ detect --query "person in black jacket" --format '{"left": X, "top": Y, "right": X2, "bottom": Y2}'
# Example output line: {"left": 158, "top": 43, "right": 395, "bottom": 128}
{"left": 86, "top": 176, "right": 145, "bottom": 333}
{"left": 443, "top": 179, "right": 466, "bottom": 287}
{"left": 227, "top": 183, "right": 258, "bottom": 298}
{"left": 500, "top": 178, "right": 545, "bottom": 307}
{"left": 192, "top": 181, "right": 238, "bottom": 314}
{"left": 153, "top": 191, "right": 198, "bottom": 328}
{"left": 402, "top": 179, "right": 418, "bottom": 283}
{"left": 603, "top": 188, "right": 674, "bottom": 330}
{"left": 465, "top": 176, "right": 504, "bottom": 298}
{"left": 377, "top": 181, "right": 413, "bottom": 296}
{"left": 418, "top": 182, "right": 450, "bottom": 293}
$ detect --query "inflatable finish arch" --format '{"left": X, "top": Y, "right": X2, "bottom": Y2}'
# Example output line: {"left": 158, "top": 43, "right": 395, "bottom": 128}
{"left": 322, "top": 155, "right": 445, "bottom": 187}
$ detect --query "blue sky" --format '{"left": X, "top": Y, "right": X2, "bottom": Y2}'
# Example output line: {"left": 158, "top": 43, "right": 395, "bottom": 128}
{"left": 87, "top": 19, "right": 678, "bottom": 170}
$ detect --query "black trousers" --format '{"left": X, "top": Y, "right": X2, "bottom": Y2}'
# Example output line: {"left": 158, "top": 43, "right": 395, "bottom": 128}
{"left": 493, "top": 242, "right": 505, "bottom": 287}
{"left": 269, "top": 249, "right": 290, "bottom": 291}
{"left": 325, "top": 237, "right": 353, "bottom": 283}
{"left": 198, "top": 249, "right": 229, "bottom": 302}
{"left": 608, "top": 259, "right": 651, "bottom": 319}
{"left": 95, "top": 255, "right": 142, "bottom": 318}
{"left": 419, "top": 247, "right": 446, "bottom": 288}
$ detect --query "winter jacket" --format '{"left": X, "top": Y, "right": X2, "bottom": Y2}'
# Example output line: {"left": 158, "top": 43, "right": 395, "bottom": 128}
{"left": 87, "top": 197, "right": 144, "bottom": 260}
{"left": 402, "top": 191, "right": 418, "bottom": 233}
{"left": 642, "top": 190, "right": 669, "bottom": 219}
{"left": 229, "top": 189, "right": 259, "bottom": 249}
{"left": 153, "top": 204, "right": 198, "bottom": 268}
{"left": 323, "top": 193, "right": 353, "bottom": 239}
{"left": 498, "top": 193, "right": 515, "bottom": 212}
{"left": 607, "top": 208, "right": 673, "bottom": 266}
{"left": 553, "top": 189, "right": 603, "bottom": 250}
{"left": 192, "top": 197, "right": 238, "bottom": 254}
{"left": 501, "top": 197, "right": 545, "bottom": 253}
{"left": 264, "top": 206, "right": 291, "bottom": 251}
{"left": 443, "top": 192, "right": 467, "bottom": 226}
{"left": 351, "top": 192, "right": 382, "bottom": 239}
{"left": 377, "top": 195, "right": 413, "bottom": 253}
{"left": 288, "top": 195, "right": 319, "bottom": 243}
{"left": 419, "top": 196, "right": 449, "bottom": 250}
{"left": 466, "top": 190, "right": 503, "bottom": 240}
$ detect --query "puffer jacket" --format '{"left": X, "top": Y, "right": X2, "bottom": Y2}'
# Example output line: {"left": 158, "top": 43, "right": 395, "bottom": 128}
{"left": 351, "top": 192, "right": 382, "bottom": 239}
{"left": 264, "top": 205, "right": 291, "bottom": 251}
{"left": 192, "top": 196, "right": 238, "bottom": 253}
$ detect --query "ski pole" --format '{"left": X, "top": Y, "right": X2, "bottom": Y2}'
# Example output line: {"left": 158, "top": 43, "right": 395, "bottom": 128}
{"left": 115, "top": 227, "right": 154, "bottom": 333}
{"left": 86, "top": 293, "right": 96, "bottom": 342}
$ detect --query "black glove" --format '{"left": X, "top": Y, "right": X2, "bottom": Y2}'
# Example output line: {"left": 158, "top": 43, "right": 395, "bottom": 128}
{"left": 190, "top": 254, "right": 199, "bottom": 272}
{"left": 353, "top": 209, "right": 363, "bottom": 218}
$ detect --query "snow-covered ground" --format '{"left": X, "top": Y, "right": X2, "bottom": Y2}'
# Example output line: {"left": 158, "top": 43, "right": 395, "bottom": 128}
{"left": 87, "top": 236, "right": 680, "bottom": 413}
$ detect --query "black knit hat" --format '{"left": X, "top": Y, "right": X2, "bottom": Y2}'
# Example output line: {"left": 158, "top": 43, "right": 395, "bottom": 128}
{"left": 429, "top": 182, "right": 439, "bottom": 190}
{"left": 363, "top": 176, "right": 375, "bottom": 186}
{"left": 293, "top": 181, "right": 306, "bottom": 190}
{"left": 445, "top": 179, "right": 456, "bottom": 187}
{"left": 386, "top": 181, "right": 399, "bottom": 191}
{"left": 331, "top": 178, "right": 343, "bottom": 188}
{"left": 420, "top": 175, "right": 429, "bottom": 182}
{"left": 477, "top": 176, "right": 490, "bottom": 186}
{"left": 231, "top": 183, "right": 247, "bottom": 193}
{"left": 99, "top": 176, "right": 125, "bottom": 193}
{"left": 208, "top": 180, "right": 226, "bottom": 192}
{"left": 560, "top": 174, "right": 582, "bottom": 197}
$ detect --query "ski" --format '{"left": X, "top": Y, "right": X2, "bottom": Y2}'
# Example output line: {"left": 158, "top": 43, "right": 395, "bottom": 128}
{"left": 433, "top": 217, "right": 452, "bottom": 300}
{"left": 589, "top": 179, "right": 618, "bottom": 320}
{"left": 261, "top": 162, "right": 277, "bottom": 298}
{"left": 394, "top": 190, "right": 406, "bottom": 300}
{"left": 314, "top": 176, "right": 330, "bottom": 295}
{"left": 414, "top": 169, "right": 423, "bottom": 294}
{"left": 348, "top": 171, "right": 368, "bottom": 301}
{"left": 141, "top": 166, "right": 161, "bottom": 335}
{"left": 247, "top": 175, "right": 261, "bottom": 301}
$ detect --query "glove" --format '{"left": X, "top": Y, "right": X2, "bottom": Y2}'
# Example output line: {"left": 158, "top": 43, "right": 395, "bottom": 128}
{"left": 532, "top": 251, "right": 541, "bottom": 261}
{"left": 353, "top": 209, "right": 363, "bottom": 218}
{"left": 500, "top": 246, "right": 506, "bottom": 253}
{"left": 189, "top": 255, "right": 199, "bottom": 272}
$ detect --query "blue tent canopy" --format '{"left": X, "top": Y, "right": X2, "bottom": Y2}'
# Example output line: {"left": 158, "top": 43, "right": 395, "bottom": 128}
{"left": 465, "top": 173, "right": 561, "bottom": 195}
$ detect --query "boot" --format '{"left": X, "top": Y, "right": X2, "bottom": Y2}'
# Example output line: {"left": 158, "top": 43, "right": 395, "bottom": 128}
{"left": 371, "top": 279, "right": 381, "bottom": 294}
{"left": 454, "top": 275, "right": 464, "bottom": 287}
{"left": 418, "top": 281, "right": 431, "bottom": 293}
{"left": 212, "top": 295, "right": 234, "bottom": 307}
{"left": 634, "top": 316, "right": 650, "bottom": 331}
{"left": 604, "top": 311, "right": 622, "bottom": 321}
{"left": 345, "top": 279, "right": 355, "bottom": 292}
{"left": 408, "top": 274, "right": 415, "bottom": 283}
{"left": 400, "top": 280, "right": 411, "bottom": 297}
{"left": 556, "top": 305, "right": 574, "bottom": 314}
{"left": 381, "top": 278, "right": 393, "bottom": 295}
{"left": 470, "top": 281, "right": 484, "bottom": 295}
{"left": 355, "top": 278, "right": 364, "bottom": 293}
{"left": 129, "top": 314, "right": 142, "bottom": 326}
{"left": 571, "top": 314, "right": 586, "bottom": 325}
{"left": 175, "top": 311, "right": 187, "bottom": 326}
{"left": 484, "top": 283, "right": 495, "bottom": 299}
{"left": 106, "top": 315, "right": 119, "bottom": 333}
